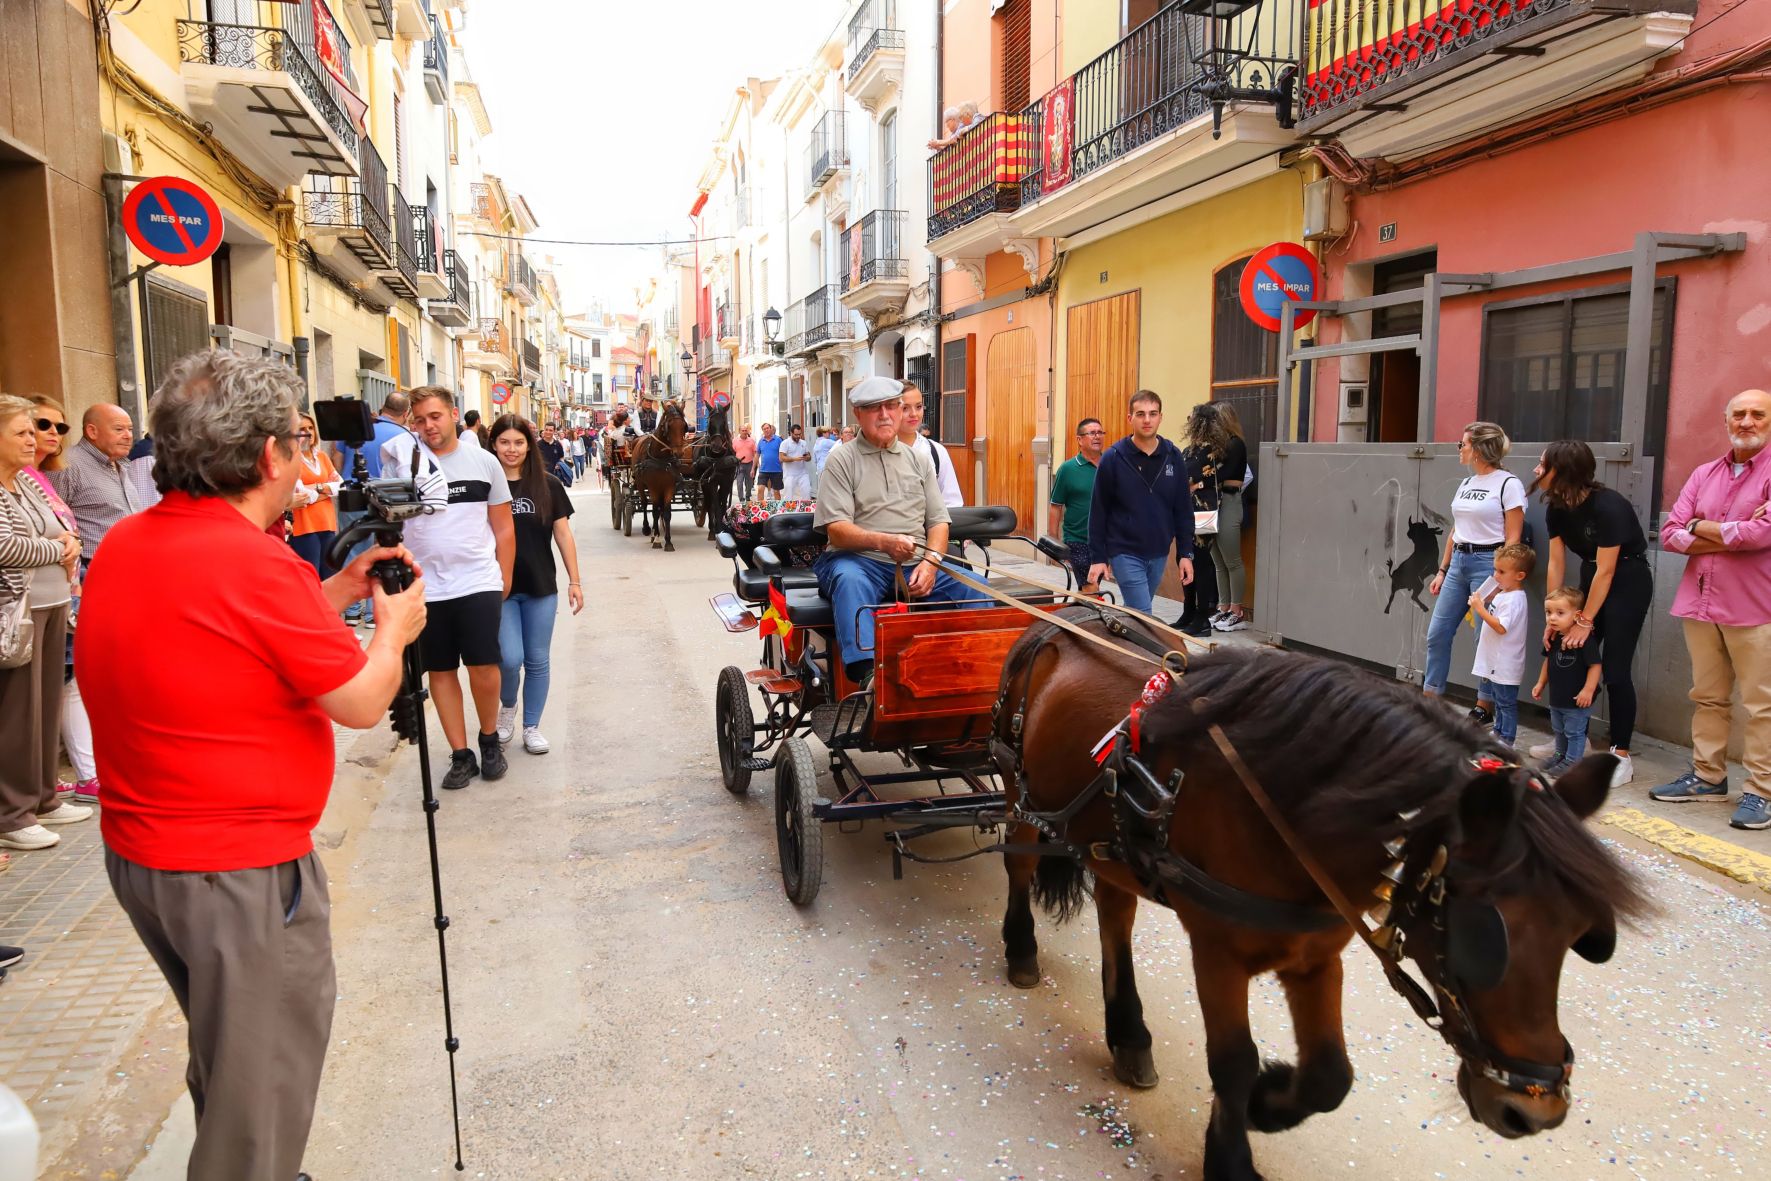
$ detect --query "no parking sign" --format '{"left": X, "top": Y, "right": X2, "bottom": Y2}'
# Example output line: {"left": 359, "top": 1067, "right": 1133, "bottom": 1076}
{"left": 705, "top": 390, "right": 732, "bottom": 410}
{"left": 1239, "top": 243, "right": 1320, "bottom": 333}
{"left": 121, "top": 177, "right": 224, "bottom": 267}
{"left": 490, "top": 382, "right": 512, "bottom": 406}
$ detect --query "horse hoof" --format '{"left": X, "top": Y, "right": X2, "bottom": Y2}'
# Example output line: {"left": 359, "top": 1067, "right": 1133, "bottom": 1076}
{"left": 1112, "top": 1045, "right": 1159, "bottom": 1089}
{"left": 664, "top": 543, "right": 675, "bottom": 552}
{"left": 1006, "top": 959, "right": 1041, "bottom": 989}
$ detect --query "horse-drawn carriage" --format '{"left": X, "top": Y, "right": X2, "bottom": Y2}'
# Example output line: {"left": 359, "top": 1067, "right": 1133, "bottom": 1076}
{"left": 610, "top": 401, "right": 736, "bottom": 548}
{"left": 708, "top": 505, "right": 1068, "bottom": 903}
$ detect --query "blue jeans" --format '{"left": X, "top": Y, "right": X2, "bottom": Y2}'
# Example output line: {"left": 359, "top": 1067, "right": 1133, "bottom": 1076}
{"left": 1479, "top": 679, "right": 1521, "bottom": 745}
{"left": 288, "top": 531, "right": 335, "bottom": 580}
{"left": 812, "top": 551, "right": 983, "bottom": 667}
{"left": 499, "top": 594, "right": 558, "bottom": 727}
{"left": 1109, "top": 553, "right": 1170, "bottom": 614}
{"left": 336, "top": 509, "right": 373, "bottom": 619}
{"left": 1424, "top": 547, "right": 1496, "bottom": 694}
{"left": 1550, "top": 706, "right": 1591, "bottom": 763}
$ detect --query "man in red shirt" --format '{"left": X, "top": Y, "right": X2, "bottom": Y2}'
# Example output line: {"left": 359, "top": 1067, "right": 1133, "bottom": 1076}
{"left": 78, "top": 350, "right": 427, "bottom": 1181}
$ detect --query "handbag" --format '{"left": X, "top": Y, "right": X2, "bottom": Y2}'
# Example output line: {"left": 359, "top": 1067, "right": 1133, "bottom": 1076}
{"left": 1193, "top": 510, "right": 1219, "bottom": 535}
{"left": 0, "top": 581, "right": 32, "bottom": 670}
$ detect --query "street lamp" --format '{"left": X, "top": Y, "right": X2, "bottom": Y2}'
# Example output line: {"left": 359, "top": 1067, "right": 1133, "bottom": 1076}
{"left": 1174, "top": 0, "right": 1296, "bottom": 139}
{"left": 763, "top": 307, "right": 781, "bottom": 342}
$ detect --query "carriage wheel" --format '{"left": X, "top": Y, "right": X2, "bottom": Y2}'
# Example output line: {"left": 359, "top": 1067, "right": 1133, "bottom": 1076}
{"left": 622, "top": 496, "right": 636, "bottom": 537}
{"left": 775, "top": 737, "right": 823, "bottom": 906}
{"left": 610, "top": 486, "right": 623, "bottom": 528}
{"left": 715, "top": 666, "right": 754, "bottom": 796}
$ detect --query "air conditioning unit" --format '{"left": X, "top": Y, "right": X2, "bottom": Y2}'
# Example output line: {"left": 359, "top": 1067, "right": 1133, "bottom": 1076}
{"left": 1303, "top": 177, "right": 1349, "bottom": 242}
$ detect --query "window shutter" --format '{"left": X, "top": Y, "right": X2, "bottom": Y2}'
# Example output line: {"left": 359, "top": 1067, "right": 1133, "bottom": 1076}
{"left": 939, "top": 334, "right": 973, "bottom": 446}
{"left": 142, "top": 275, "right": 211, "bottom": 400}
{"left": 1000, "top": 0, "right": 1032, "bottom": 113}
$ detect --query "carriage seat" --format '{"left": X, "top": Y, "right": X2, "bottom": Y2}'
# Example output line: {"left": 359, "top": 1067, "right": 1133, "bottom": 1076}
{"left": 783, "top": 587, "right": 835, "bottom": 629}
{"left": 947, "top": 505, "right": 1018, "bottom": 544}
{"left": 733, "top": 566, "right": 818, "bottom": 605}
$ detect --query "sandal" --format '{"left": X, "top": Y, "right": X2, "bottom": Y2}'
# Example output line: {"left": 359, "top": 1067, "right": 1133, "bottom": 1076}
{"left": 1, "top": 851, "right": 11, "bottom": 874}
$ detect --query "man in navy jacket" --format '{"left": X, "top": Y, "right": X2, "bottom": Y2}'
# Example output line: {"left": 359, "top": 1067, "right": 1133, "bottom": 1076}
{"left": 1086, "top": 390, "right": 1195, "bottom": 613}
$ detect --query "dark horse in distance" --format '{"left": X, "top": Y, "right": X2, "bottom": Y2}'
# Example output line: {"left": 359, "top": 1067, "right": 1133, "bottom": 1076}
{"left": 991, "top": 619, "right": 1645, "bottom": 1180}
{"left": 692, "top": 401, "right": 739, "bottom": 541}
{"left": 629, "top": 401, "right": 690, "bottom": 551}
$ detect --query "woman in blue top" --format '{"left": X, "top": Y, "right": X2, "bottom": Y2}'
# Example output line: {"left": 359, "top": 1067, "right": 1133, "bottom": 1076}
{"left": 1423, "top": 421, "right": 1526, "bottom": 713}
{"left": 1085, "top": 390, "right": 1195, "bottom": 614}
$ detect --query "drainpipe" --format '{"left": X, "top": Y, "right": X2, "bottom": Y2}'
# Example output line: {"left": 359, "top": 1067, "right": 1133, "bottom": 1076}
{"left": 101, "top": 175, "right": 144, "bottom": 423}
{"left": 1299, "top": 156, "right": 1325, "bottom": 445}
{"left": 930, "top": 0, "right": 943, "bottom": 428}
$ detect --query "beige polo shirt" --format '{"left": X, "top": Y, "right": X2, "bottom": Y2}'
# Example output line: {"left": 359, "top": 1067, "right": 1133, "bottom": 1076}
{"left": 814, "top": 434, "right": 950, "bottom": 564}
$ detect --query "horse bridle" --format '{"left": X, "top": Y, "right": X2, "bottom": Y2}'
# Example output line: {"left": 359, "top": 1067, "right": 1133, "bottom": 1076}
{"left": 928, "top": 548, "right": 1585, "bottom": 1105}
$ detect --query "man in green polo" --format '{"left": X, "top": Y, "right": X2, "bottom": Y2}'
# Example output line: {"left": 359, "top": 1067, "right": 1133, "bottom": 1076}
{"left": 1048, "top": 416, "right": 1106, "bottom": 592}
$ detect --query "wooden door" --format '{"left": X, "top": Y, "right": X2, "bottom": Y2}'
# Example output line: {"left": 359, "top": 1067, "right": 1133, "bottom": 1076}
{"left": 985, "top": 327, "right": 1037, "bottom": 530}
{"left": 1065, "top": 291, "right": 1141, "bottom": 452}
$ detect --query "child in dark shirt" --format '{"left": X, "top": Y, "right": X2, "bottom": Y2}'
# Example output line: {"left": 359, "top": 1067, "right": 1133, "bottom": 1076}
{"left": 1531, "top": 585, "right": 1603, "bottom": 778}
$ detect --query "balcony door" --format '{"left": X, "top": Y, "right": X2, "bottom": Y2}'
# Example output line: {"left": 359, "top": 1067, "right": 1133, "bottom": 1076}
{"left": 1065, "top": 290, "right": 1141, "bottom": 449}
{"left": 986, "top": 327, "right": 1036, "bottom": 530}
{"left": 208, "top": 0, "right": 256, "bottom": 24}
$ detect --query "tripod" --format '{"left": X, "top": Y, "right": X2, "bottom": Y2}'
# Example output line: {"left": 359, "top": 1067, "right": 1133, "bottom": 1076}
{"left": 374, "top": 552, "right": 467, "bottom": 1172}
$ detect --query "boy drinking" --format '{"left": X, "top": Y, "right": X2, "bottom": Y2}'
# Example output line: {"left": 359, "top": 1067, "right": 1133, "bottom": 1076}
{"left": 1468, "top": 543, "right": 1535, "bottom": 747}
{"left": 1531, "top": 586, "right": 1604, "bottom": 777}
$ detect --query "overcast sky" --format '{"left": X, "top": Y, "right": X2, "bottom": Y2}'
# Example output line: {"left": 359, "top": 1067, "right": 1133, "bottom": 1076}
{"left": 466, "top": 0, "right": 848, "bottom": 316}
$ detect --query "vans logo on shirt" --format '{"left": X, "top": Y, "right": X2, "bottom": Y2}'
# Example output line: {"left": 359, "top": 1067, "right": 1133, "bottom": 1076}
{"left": 1456, "top": 487, "right": 1494, "bottom": 502}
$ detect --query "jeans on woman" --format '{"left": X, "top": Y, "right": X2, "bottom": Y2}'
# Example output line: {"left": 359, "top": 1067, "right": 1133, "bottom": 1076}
{"left": 288, "top": 530, "right": 336, "bottom": 580}
{"left": 498, "top": 594, "right": 558, "bottom": 727}
{"left": 1110, "top": 553, "right": 1170, "bottom": 614}
{"left": 1585, "top": 555, "right": 1653, "bottom": 750}
{"left": 1423, "top": 547, "right": 1496, "bottom": 695}
{"left": 1210, "top": 489, "right": 1246, "bottom": 606}
{"left": 1479, "top": 679, "right": 1521, "bottom": 746}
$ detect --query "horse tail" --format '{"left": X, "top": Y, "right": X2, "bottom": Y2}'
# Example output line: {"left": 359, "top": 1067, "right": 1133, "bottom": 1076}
{"left": 1031, "top": 848, "right": 1090, "bottom": 925}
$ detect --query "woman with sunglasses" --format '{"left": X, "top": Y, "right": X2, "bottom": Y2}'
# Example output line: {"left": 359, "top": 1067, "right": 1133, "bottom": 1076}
{"left": 24, "top": 398, "right": 98, "bottom": 805}
{"left": 287, "top": 414, "right": 343, "bottom": 578}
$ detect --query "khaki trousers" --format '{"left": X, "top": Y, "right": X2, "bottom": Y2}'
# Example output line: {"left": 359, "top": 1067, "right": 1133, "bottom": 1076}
{"left": 106, "top": 849, "right": 336, "bottom": 1181}
{"left": 1683, "top": 619, "right": 1771, "bottom": 797}
{"left": 0, "top": 604, "right": 68, "bottom": 832}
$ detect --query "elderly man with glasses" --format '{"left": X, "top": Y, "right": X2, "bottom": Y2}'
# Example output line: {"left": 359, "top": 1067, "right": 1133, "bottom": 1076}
{"left": 1049, "top": 417, "right": 1107, "bottom": 592}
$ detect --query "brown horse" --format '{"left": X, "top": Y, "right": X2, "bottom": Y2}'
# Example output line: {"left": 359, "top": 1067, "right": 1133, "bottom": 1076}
{"left": 991, "top": 615, "right": 1647, "bottom": 1181}
{"left": 629, "top": 401, "right": 690, "bottom": 551}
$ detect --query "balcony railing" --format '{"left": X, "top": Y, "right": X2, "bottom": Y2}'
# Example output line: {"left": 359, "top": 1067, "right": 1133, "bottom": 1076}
{"left": 440, "top": 248, "right": 470, "bottom": 305}
{"left": 507, "top": 251, "right": 537, "bottom": 303}
{"left": 783, "top": 286, "right": 855, "bottom": 356}
{"left": 422, "top": 14, "right": 449, "bottom": 101}
{"left": 927, "top": 113, "right": 1035, "bottom": 240}
{"left": 176, "top": 12, "right": 358, "bottom": 159}
{"left": 839, "top": 210, "right": 907, "bottom": 292}
{"left": 698, "top": 336, "right": 733, "bottom": 372}
{"left": 1015, "top": 3, "right": 1299, "bottom": 204}
{"left": 1301, "top": 0, "right": 1574, "bottom": 127}
{"left": 847, "top": 0, "right": 903, "bottom": 77}
{"left": 522, "top": 337, "right": 542, "bottom": 371}
{"left": 806, "top": 111, "right": 849, "bottom": 195}
{"left": 715, "top": 302, "right": 733, "bottom": 341}
{"left": 470, "top": 181, "right": 498, "bottom": 224}
{"left": 389, "top": 188, "right": 419, "bottom": 290}
{"left": 664, "top": 307, "right": 679, "bottom": 334}
{"left": 411, "top": 205, "right": 439, "bottom": 274}
{"left": 302, "top": 136, "right": 391, "bottom": 255}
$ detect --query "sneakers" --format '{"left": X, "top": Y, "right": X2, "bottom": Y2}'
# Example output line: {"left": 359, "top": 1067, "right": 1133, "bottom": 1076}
{"left": 1649, "top": 769, "right": 1729, "bottom": 803}
{"left": 1730, "top": 793, "right": 1771, "bottom": 830}
{"left": 71, "top": 779, "right": 101, "bottom": 804}
{"left": 1213, "top": 610, "right": 1251, "bottom": 633}
{"left": 0, "top": 944, "right": 22, "bottom": 971}
{"left": 37, "top": 803, "right": 93, "bottom": 825}
{"left": 361, "top": 615, "right": 376, "bottom": 630}
{"left": 1527, "top": 740, "right": 1558, "bottom": 760}
{"left": 1608, "top": 750, "right": 1634, "bottom": 790}
{"left": 478, "top": 733, "right": 508, "bottom": 781}
{"left": 440, "top": 748, "right": 479, "bottom": 791}
{"left": 1467, "top": 705, "right": 1494, "bottom": 727}
{"left": 0, "top": 825, "right": 60, "bottom": 850}
{"left": 1539, "top": 757, "right": 1576, "bottom": 780}
{"left": 522, "top": 726, "right": 550, "bottom": 755}
{"left": 496, "top": 704, "right": 518, "bottom": 746}
{"left": 53, "top": 779, "right": 75, "bottom": 801}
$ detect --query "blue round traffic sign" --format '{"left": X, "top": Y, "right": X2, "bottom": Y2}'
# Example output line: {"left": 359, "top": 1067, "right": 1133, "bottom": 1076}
{"left": 121, "top": 177, "right": 224, "bottom": 267}
{"left": 490, "top": 382, "right": 512, "bottom": 406}
{"left": 1239, "top": 243, "right": 1321, "bottom": 333}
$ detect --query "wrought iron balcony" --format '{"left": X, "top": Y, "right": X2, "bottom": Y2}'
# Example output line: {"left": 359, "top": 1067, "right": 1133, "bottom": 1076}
{"left": 371, "top": 188, "right": 420, "bottom": 300}
{"left": 428, "top": 248, "right": 473, "bottom": 328}
{"left": 469, "top": 181, "right": 499, "bottom": 224}
{"left": 1297, "top": 0, "right": 1693, "bottom": 155}
{"left": 805, "top": 111, "right": 849, "bottom": 197}
{"left": 839, "top": 210, "right": 907, "bottom": 295}
{"left": 522, "top": 337, "right": 542, "bottom": 380}
{"left": 716, "top": 302, "right": 736, "bottom": 344}
{"left": 422, "top": 15, "right": 449, "bottom": 104}
{"left": 927, "top": 112, "right": 1035, "bottom": 242}
{"left": 847, "top": 0, "right": 904, "bottom": 80}
{"left": 698, "top": 336, "right": 733, "bottom": 374}
{"left": 411, "top": 205, "right": 450, "bottom": 300}
{"left": 301, "top": 138, "right": 392, "bottom": 276}
{"left": 664, "top": 307, "right": 679, "bottom": 335}
{"left": 177, "top": 7, "right": 359, "bottom": 188}
{"left": 464, "top": 318, "right": 514, "bottom": 375}
{"left": 360, "top": 0, "right": 395, "bottom": 40}
{"left": 783, "top": 286, "right": 855, "bottom": 358}
{"left": 506, "top": 251, "right": 538, "bottom": 306}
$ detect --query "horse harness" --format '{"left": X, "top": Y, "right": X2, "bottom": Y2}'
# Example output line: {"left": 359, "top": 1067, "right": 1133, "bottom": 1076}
{"left": 932, "top": 553, "right": 1583, "bottom": 1105}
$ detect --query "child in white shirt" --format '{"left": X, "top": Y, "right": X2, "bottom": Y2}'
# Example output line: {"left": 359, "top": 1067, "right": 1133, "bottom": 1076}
{"left": 1468, "top": 543, "right": 1536, "bottom": 747}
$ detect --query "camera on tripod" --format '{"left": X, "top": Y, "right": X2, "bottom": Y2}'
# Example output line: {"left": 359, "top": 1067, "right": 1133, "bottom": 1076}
{"left": 314, "top": 397, "right": 431, "bottom": 580}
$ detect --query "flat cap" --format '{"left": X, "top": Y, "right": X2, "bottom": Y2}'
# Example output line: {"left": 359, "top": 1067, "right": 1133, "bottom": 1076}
{"left": 849, "top": 376, "right": 907, "bottom": 408}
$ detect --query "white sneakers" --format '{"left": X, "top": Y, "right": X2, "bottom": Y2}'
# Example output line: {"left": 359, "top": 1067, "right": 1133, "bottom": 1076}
{"left": 38, "top": 803, "right": 93, "bottom": 825}
{"left": 1609, "top": 749, "right": 1635, "bottom": 788}
{"left": 0, "top": 824, "right": 60, "bottom": 850}
{"left": 495, "top": 704, "right": 518, "bottom": 746}
{"left": 1527, "top": 741, "right": 1557, "bottom": 760}
{"left": 522, "top": 726, "right": 549, "bottom": 755}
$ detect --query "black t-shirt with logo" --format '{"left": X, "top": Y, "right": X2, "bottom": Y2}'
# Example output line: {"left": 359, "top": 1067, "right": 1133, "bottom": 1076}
{"left": 1544, "top": 487, "right": 1647, "bottom": 568}
{"left": 1542, "top": 632, "right": 1601, "bottom": 709}
{"left": 509, "top": 473, "right": 574, "bottom": 597}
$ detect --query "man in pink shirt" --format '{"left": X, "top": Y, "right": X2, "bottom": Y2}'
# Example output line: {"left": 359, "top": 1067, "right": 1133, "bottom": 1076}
{"left": 732, "top": 424, "right": 757, "bottom": 504}
{"left": 1650, "top": 389, "right": 1771, "bottom": 830}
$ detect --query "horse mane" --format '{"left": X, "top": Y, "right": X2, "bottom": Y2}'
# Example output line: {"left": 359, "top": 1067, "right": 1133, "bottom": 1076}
{"left": 1143, "top": 646, "right": 1651, "bottom": 923}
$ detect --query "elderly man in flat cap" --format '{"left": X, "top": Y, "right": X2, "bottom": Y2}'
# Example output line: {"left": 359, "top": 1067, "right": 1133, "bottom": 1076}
{"left": 813, "top": 376, "right": 981, "bottom": 685}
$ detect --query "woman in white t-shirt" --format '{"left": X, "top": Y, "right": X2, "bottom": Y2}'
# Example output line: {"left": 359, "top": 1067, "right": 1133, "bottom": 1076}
{"left": 1424, "top": 421, "right": 1526, "bottom": 708}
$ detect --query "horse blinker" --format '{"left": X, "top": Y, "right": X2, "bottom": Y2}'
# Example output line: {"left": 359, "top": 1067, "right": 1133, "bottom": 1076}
{"left": 1573, "top": 926, "right": 1615, "bottom": 964}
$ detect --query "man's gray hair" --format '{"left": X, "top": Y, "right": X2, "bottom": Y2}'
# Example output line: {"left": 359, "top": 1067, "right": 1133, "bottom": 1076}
{"left": 151, "top": 349, "right": 302, "bottom": 497}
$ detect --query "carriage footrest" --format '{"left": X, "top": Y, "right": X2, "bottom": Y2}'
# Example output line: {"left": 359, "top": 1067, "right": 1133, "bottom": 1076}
{"left": 741, "top": 756, "right": 772, "bottom": 771}
{"left": 709, "top": 593, "right": 758, "bottom": 633}
{"left": 745, "top": 670, "right": 801, "bottom": 695}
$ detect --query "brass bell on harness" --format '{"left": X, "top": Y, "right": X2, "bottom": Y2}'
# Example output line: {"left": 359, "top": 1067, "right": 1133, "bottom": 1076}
{"left": 1381, "top": 860, "right": 1407, "bottom": 885}
{"left": 1370, "top": 881, "right": 1394, "bottom": 902}
{"left": 1370, "top": 925, "right": 1398, "bottom": 951}
{"left": 1366, "top": 902, "right": 1391, "bottom": 926}
{"left": 1382, "top": 837, "right": 1407, "bottom": 858}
